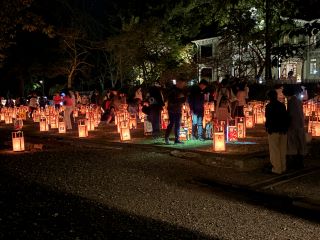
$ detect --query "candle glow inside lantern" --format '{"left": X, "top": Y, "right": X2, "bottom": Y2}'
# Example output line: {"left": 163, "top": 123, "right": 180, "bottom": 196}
{"left": 236, "top": 117, "right": 246, "bottom": 138}
{"left": 58, "top": 120, "right": 66, "bottom": 133}
{"left": 4, "top": 113, "right": 12, "bottom": 124}
{"left": 12, "top": 131, "right": 25, "bottom": 152}
{"left": 78, "top": 119, "right": 88, "bottom": 137}
{"left": 245, "top": 111, "right": 255, "bottom": 129}
{"left": 129, "top": 115, "right": 137, "bottom": 129}
{"left": 39, "top": 117, "right": 49, "bottom": 131}
{"left": 144, "top": 117, "right": 153, "bottom": 135}
{"left": 120, "top": 121, "right": 131, "bottom": 141}
{"left": 308, "top": 113, "right": 320, "bottom": 137}
{"left": 213, "top": 122, "right": 226, "bottom": 152}
{"left": 86, "top": 117, "right": 95, "bottom": 131}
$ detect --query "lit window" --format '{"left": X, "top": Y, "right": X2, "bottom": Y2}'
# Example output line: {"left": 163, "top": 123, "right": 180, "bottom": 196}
{"left": 310, "top": 59, "right": 317, "bottom": 74}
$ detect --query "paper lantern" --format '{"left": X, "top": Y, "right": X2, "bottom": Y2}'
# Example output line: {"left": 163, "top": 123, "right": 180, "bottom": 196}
{"left": 78, "top": 119, "right": 88, "bottom": 137}
{"left": 4, "top": 113, "right": 12, "bottom": 124}
{"left": 213, "top": 123, "right": 226, "bottom": 152}
{"left": 144, "top": 117, "right": 153, "bottom": 135}
{"left": 236, "top": 117, "right": 246, "bottom": 138}
{"left": 120, "top": 122, "right": 131, "bottom": 141}
{"left": 245, "top": 115, "right": 254, "bottom": 128}
{"left": 129, "top": 116, "right": 137, "bottom": 129}
{"left": 39, "top": 117, "right": 49, "bottom": 131}
{"left": 308, "top": 114, "right": 320, "bottom": 137}
{"left": 213, "top": 132, "right": 226, "bottom": 152}
{"left": 255, "top": 110, "right": 265, "bottom": 124}
{"left": 12, "top": 131, "right": 25, "bottom": 152}
{"left": 86, "top": 118, "right": 95, "bottom": 131}
{"left": 227, "top": 126, "right": 238, "bottom": 142}
{"left": 58, "top": 121, "right": 66, "bottom": 133}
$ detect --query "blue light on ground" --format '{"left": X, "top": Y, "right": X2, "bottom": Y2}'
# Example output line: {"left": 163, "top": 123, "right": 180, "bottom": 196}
{"left": 226, "top": 141, "right": 257, "bottom": 145}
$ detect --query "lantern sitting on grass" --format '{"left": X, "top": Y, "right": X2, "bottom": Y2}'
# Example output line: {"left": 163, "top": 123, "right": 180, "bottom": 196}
{"left": 213, "top": 122, "right": 226, "bottom": 152}
{"left": 12, "top": 131, "right": 25, "bottom": 152}
{"left": 78, "top": 119, "right": 88, "bottom": 138}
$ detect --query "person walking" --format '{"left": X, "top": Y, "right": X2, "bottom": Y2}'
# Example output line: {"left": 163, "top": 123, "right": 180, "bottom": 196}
{"left": 164, "top": 78, "right": 187, "bottom": 145}
{"left": 265, "top": 89, "right": 290, "bottom": 174}
{"left": 284, "top": 85, "right": 307, "bottom": 170}
{"left": 188, "top": 79, "right": 209, "bottom": 141}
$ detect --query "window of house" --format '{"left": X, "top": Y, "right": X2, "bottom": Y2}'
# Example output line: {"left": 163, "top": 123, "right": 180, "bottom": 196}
{"left": 200, "top": 45, "right": 213, "bottom": 58}
{"left": 310, "top": 59, "right": 317, "bottom": 75}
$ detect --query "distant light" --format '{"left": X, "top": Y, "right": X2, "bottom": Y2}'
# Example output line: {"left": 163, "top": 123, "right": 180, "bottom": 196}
{"left": 39, "top": 80, "right": 43, "bottom": 84}
{"left": 172, "top": 79, "right": 176, "bottom": 85}
{"left": 259, "top": 79, "right": 263, "bottom": 84}
{"left": 300, "top": 94, "right": 304, "bottom": 100}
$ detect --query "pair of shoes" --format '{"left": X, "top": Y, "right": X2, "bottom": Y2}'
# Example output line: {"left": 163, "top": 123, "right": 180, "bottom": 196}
{"left": 191, "top": 135, "right": 197, "bottom": 140}
{"left": 174, "top": 140, "right": 184, "bottom": 144}
{"left": 165, "top": 138, "right": 170, "bottom": 145}
{"left": 198, "top": 138, "right": 205, "bottom": 141}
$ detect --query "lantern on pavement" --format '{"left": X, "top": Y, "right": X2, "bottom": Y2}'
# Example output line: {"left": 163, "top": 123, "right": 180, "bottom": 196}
{"left": 78, "top": 119, "right": 88, "bottom": 138}
{"left": 12, "top": 131, "right": 25, "bottom": 152}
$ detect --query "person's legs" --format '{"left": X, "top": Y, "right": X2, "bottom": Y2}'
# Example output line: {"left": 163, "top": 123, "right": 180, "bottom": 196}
{"left": 197, "top": 115, "right": 204, "bottom": 140}
{"left": 165, "top": 112, "right": 174, "bottom": 144}
{"left": 191, "top": 113, "right": 198, "bottom": 139}
{"left": 174, "top": 112, "right": 182, "bottom": 143}
{"left": 268, "top": 133, "right": 283, "bottom": 174}
{"left": 64, "top": 107, "right": 72, "bottom": 129}
{"left": 150, "top": 107, "right": 161, "bottom": 139}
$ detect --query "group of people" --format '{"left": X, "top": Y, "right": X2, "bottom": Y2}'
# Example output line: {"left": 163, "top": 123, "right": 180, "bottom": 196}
{"left": 137, "top": 77, "right": 250, "bottom": 144}
{"left": 265, "top": 85, "right": 307, "bottom": 174}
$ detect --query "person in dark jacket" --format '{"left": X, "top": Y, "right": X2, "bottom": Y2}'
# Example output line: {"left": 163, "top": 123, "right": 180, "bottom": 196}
{"left": 265, "top": 89, "right": 290, "bottom": 174}
{"left": 188, "top": 79, "right": 209, "bottom": 141}
{"left": 146, "top": 81, "right": 165, "bottom": 141}
{"left": 164, "top": 79, "right": 187, "bottom": 145}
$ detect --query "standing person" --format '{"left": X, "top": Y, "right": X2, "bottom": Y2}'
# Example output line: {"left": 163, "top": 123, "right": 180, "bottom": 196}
{"left": 164, "top": 78, "right": 187, "bottom": 145}
{"left": 284, "top": 86, "right": 307, "bottom": 170}
{"left": 146, "top": 82, "right": 165, "bottom": 142}
{"left": 64, "top": 90, "right": 75, "bottom": 130}
{"left": 188, "top": 79, "right": 209, "bottom": 141}
{"left": 265, "top": 89, "right": 290, "bottom": 174}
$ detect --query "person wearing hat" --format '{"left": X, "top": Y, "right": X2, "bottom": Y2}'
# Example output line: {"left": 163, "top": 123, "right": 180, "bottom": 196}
{"left": 188, "top": 79, "right": 209, "bottom": 141}
{"left": 265, "top": 89, "right": 290, "bottom": 174}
